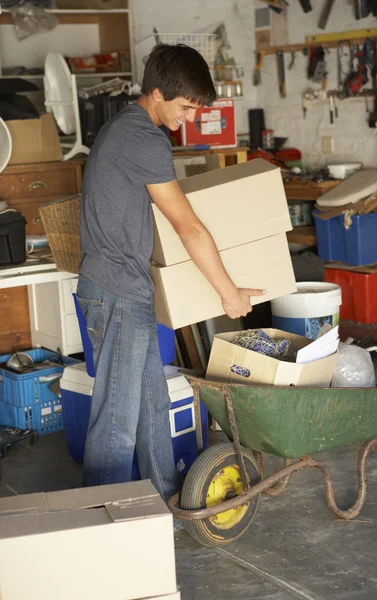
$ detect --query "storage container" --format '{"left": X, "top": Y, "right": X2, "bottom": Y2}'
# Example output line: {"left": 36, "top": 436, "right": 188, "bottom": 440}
{"left": 271, "top": 281, "right": 341, "bottom": 339}
{"left": 314, "top": 210, "right": 377, "bottom": 266}
{"left": 60, "top": 363, "right": 208, "bottom": 476}
{"left": 325, "top": 267, "right": 377, "bottom": 325}
{"left": 0, "top": 209, "right": 26, "bottom": 265}
{"left": 0, "top": 349, "right": 79, "bottom": 434}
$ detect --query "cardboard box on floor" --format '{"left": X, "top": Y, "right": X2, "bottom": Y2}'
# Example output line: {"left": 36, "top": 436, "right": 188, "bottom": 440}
{"left": 152, "top": 158, "right": 292, "bottom": 266}
{"left": 206, "top": 328, "right": 338, "bottom": 387}
{"left": 7, "top": 113, "right": 62, "bottom": 165}
{"left": 0, "top": 480, "right": 178, "bottom": 600}
{"left": 152, "top": 233, "right": 297, "bottom": 330}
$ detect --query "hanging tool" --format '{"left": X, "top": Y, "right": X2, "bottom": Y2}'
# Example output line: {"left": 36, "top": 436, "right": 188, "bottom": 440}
{"left": 302, "top": 96, "right": 307, "bottom": 119}
{"left": 253, "top": 52, "right": 264, "bottom": 86}
{"left": 288, "top": 51, "right": 296, "bottom": 71}
{"left": 308, "top": 46, "right": 327, "bottom": 83}
{"left": 276, "top": 50, "right": 287, "bottom": 98}
{"left": 318, "top": 0, "right": 335, "bottom": 30}
{"left": 344, "top": 44, "right": 368, "bottom": 96}
{"left": 328, "top": 93, "right": 334, "bottom": 124}
{"left": 298, "top": 0, "right": 312, "bottom": 12}
{"left": 354, "top": 0, "right": 370, "bottom": 20}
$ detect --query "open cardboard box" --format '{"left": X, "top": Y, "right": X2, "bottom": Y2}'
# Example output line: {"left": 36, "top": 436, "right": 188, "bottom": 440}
{"left": 206, "top": 328, "right": 338, "bottom": 387}
{"left": 0, "top": 481, "right": 178, "bottom": 600}
{"left": 152, "top": 234, "right": 297, "bottom": 330}
{"left": 7, "top": 113, "right": 62, "bottom": 165}
{"left": 152, "top": 158, "right": 292, "bottom": 266}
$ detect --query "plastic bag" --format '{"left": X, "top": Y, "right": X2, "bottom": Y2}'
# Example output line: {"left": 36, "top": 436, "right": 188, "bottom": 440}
{"left": 332, "top": 343, "right": 376, "bottom": 388}
{"left": 10, "top": 3, "right": 58, "bottom": 40}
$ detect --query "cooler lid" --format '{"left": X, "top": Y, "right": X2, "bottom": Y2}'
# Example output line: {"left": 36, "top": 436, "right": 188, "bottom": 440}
{"left": 60, "top": 362, "right": 94, "bottom": 392}
{"left": 164, "top": 366, "right": 193, "bottom": 398}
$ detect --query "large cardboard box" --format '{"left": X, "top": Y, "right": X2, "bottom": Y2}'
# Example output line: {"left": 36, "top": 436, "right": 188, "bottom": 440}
{"left": 206, "top": 328, "right": 338, "bottom": 387}
{"left": 0, "top": 481, "right": 178, "bottom": 600}
{"left": 7, "top": 113, "right": 63, "bottom": 165}
{"left": 152, "top": 233, "right": 296, "bottom": 330}
{"left": 152, "top": 158, "right": 292, "bottom": 266}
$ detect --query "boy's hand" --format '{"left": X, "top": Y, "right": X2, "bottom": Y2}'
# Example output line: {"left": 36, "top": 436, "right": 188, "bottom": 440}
{"left": 222, "top": 288, "right": 267, "bottom": 319}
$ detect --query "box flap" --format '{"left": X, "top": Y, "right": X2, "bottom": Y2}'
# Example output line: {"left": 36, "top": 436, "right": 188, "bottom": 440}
{"left": 0, "top": 492, "right": 48, "bottom": 517}
{"left": 47, "top": 480, "right": 158, "bottom": 511}
{"left": 178, "top": 159, "right": 278, "bottom": 194}
{"left": 105, "top": 495, "right": 170, "bottom": 523}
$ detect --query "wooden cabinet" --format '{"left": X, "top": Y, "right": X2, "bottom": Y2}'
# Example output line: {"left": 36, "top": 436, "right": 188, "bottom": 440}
{"left": 0, "top": 158, "right": 84, "bottom": 235}
{"left": 0, "top": 158, "right": 84, "bottom": 354}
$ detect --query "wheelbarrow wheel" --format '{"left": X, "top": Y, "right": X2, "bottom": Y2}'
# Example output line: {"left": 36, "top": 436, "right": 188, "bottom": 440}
{"left": 180, "top": 442, "right": 260, "bottom": 547}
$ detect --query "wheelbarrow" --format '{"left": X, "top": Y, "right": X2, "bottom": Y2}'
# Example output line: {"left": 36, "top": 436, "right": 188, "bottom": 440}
{"left": 168, "top": 372, "right": 377, "bottom": 547}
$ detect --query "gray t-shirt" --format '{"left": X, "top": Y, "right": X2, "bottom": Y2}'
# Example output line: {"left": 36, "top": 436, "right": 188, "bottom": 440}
{"left": 79, "top": 104, "right": 175, "bottom": 300}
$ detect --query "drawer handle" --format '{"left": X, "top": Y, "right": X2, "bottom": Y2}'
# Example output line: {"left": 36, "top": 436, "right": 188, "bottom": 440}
{"left": 29, "top": 180, "right": 46, "bottom": 190}
{"left": 33, "top": 216, "right": 41, "bottom": 224}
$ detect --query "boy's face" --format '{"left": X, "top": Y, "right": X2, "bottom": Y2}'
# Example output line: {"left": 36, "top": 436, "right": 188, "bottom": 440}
{"left": 154, "top": 93, "right": 201, "bottom": 131}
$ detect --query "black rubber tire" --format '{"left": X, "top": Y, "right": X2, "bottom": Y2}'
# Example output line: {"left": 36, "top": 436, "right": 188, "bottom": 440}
{"left": 180, "top": 442, "right": 260, "bottom": 547}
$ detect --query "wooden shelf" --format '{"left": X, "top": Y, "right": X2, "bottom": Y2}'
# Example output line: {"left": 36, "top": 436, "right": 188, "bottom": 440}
{"left": 284, "top": 180, "right": 340, "bottom": 202}
{"left": 287, "top": 226, "right": 317, "bottom": 246}
{"left": 0, "top": 8, "right": 129, "bottom": 25}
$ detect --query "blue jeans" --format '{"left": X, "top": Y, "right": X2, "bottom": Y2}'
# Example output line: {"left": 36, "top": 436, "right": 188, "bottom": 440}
{"left": 76, "top": 276, "right": 181, "bottom": 501}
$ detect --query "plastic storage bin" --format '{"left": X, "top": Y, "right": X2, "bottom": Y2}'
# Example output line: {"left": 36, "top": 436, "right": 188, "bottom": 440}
{"left": 60, "top": 363, "right": 208, "bottom": 476}
{"left": 314, "top": 211, "right": 377, "bottom": 266}
{"left": 0, "top": 349, "right": 79, "bottom": 434}
{"left": 325, "top": 267, "right": 377, "bottom": 325}
{"left": 73, "top": 294, "right": 175, "bottom": 377}
{"left": 0, "top": 210, "right": 26, "bottom": 265}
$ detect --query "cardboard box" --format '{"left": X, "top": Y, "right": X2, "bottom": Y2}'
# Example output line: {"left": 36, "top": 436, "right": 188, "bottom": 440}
{"left": 152, "top": 233, "right": 296, "bottom": 330}
{"left": 206, "top": 328, "right": 338, "bottom": 387}
{"left": 0, "top": 481, "right": 178, "bottom": 600}
{"left": 7, "top": 113, "right": 63, "bottom": 165}
{"left": 152, "top": 158, "right": 291, "bottom": 266}
{"left": 181, "top": 99, "right": 236, "bottom": 147}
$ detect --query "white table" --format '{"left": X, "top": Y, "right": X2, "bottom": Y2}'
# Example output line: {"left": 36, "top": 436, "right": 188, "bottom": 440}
{"left": 0, "top": 260, "right": 82, "bottom": 354}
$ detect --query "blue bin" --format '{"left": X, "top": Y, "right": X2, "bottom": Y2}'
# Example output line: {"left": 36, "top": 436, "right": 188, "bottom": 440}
{"left": 60, "top": 363, "right": 208, "bottom": 477}
{"left": 0, "top": 349, "right": 79, "bottom": 434}
{"left": 314, "top": 210, "right": 377, "bottom": 266}
{"left": 73, "top": 294, "right": 175, "bottom": 377}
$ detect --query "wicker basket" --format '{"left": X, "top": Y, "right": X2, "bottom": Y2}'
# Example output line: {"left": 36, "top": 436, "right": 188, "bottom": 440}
{"left": 39, "top": 194, "right": 82, "bottom": 274}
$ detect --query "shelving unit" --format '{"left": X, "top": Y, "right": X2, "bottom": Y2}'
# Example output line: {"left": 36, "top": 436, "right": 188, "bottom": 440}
{"left": 284, "top": 179, "right": 341, "bottom": 247}
{"left": 0, "top": 4, "right": 134, "bottom": 82}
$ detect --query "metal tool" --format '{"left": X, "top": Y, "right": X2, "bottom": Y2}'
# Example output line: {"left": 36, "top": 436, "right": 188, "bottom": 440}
{"left": 318, "top": 0, "right": 335, "bottom": 29}
{"left": 288, "top": 51, "right": 296, "bottom": 71}
{"left": 253, "top": 52, "right": 264, "bottom": 86}
{"left": 276, "top": 50, "right": 286, "bottom": 98}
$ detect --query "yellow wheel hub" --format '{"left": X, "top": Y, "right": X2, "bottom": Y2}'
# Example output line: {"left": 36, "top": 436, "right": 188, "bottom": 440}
{"left": 206, "top": 464, "right": 250, "bottom": 530}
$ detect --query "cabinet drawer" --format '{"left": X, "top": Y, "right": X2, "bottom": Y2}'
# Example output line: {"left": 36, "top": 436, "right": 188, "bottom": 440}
{"left": 0, "top": 170, "right": 78, "bottom": 200}
{"left": 5, "top": 198, "right": 53, "bottom": 235}
{"left": 62, "top": 278, "right": 78, "bottom": 314}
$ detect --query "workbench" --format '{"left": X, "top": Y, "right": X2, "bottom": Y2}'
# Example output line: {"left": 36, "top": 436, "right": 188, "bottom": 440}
{"left": 172, "top": 146, "right": 248, "bottom": 169}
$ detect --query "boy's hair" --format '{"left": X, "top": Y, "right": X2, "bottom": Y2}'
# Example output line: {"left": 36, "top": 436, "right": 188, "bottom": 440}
{"left": 141, "top": 43, "right": 216, "bottom": 106}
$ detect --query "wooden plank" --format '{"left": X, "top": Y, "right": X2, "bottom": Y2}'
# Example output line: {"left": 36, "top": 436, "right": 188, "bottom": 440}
{"left": 0, "top": 287, "right": 31, "bottom": 355}
{"left": 287, "top": 226, "right": 316, "bottom": 246}
{"left": 178, "top": 327, "right": 202, "bottom": 370}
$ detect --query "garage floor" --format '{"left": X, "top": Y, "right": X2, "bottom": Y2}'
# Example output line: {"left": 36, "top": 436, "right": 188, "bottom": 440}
{"left": 1, "top": 432, "right": 376, "bottom": 600}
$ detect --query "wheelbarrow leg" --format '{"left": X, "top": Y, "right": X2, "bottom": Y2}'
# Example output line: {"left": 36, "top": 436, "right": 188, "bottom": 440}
{"left": 253, "top": 450, "right": 293, "bottom": 497}
{"left": 222, "top": 387, "right": 250, "bottom": 491}
{"left": 192, "top": 382, "right": 204, "bottom": 455}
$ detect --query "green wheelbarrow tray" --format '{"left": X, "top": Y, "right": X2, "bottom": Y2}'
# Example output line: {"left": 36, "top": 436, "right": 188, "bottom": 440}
{"left": 187, "top": 373, "right": 377, "bottom": 459}
{"left": 168, "top": 372, "right": 377, "bottom": 529}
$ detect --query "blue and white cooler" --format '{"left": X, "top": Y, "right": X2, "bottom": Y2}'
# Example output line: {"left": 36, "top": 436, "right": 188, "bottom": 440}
{"left": 60, "top": 363, "right": 208, "bottom": 477}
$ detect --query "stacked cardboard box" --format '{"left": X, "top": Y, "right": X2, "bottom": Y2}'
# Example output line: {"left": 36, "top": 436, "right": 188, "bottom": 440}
{"left": 151, "top": 158, "right": 297, "bottom": 329}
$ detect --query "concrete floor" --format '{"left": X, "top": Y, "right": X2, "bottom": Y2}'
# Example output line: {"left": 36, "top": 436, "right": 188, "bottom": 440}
{"left": 1, "top": 431, "right": 377, "bottom": 600}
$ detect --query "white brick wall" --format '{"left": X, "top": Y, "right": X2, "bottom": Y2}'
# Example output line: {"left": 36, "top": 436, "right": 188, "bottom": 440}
{"left": 130, "top": 0, "right": 257, "bottom": 134}
{"left": 255, "top": 1, "right": 377, "bottom": 167}
{"left": 131, "top": 0, "right": 377, "bottom": 167}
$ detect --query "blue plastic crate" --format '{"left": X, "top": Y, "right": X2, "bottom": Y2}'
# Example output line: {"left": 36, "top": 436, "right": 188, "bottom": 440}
{"left": 0, "top": 349, "right": 79, "bottom": 434}
{"left": 0, "top": 398, "right": 64, "bottom": 433}
{"left": 314, "top": 211, "right": 377, "bottom": 266}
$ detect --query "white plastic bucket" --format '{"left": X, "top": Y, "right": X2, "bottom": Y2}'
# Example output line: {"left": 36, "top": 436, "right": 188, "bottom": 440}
{"left": 271, "top": 281, "right": 342, "bottom": 339}
{"left": 0, "top": 118, "right": 12, "bottom": 173}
